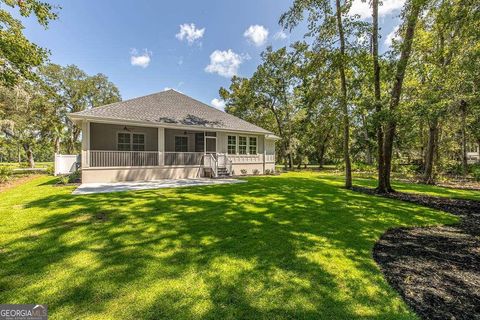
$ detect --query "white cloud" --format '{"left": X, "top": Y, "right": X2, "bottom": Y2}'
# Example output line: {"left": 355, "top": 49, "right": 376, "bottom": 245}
{"left": 349, "top": 0, "right": 405, "bottom": 19}
{"left": 385, "top": 25, "right": 400, "bottom": 46}
{"left": 164, "top": 87, "right": 172, "bottom": 91}
{"left": 243, "top": 25, "right": 269, "bottom": 46}
{"left": 130, "top": 49, "right": 152, "bottom": 68}
{"left": 205, "top": 49, "right": 249, "bottom": 78}
{"left": 176, "top": 23, "right": 205, "bottom": 45}
{"left": 211, "top": 98, "right": 226, "bottom": 110}
{"left": 273, "top": 30, "right": 288, "bottom": 40}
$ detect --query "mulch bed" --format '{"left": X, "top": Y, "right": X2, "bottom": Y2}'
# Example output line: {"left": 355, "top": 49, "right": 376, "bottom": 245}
{"left": 351, "top": 186, "right": 480, "bottom": 320}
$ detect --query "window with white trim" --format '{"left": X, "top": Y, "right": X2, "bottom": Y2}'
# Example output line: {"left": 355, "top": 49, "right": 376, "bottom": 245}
{"left": 132, "top": 133, "right": 145, "bottom": 151}
{"left": 118, "top": 132, "right": 145, "bottom": 151}
{"left": 249, "top": 137, "right": 257, "bottom": 154}
{"left": 239, "top": 136, "right": 247, "bottom": 155}
{"left": 175, "top": 136, "right": 188, "bottom": 152}
{"left": 227, "top": 135, "right": 237, "bottom": 154}
{"left": 118, "top": 133, "right": 131, "bottom": 151}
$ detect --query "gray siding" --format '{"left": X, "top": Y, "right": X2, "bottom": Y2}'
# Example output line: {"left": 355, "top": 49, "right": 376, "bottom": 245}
{"left": 90, "top": 122, "right": 158, "bottom": 151}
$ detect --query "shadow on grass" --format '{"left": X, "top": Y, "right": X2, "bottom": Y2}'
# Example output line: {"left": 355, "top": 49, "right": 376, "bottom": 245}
{"left": 0, "top": 173, "right": 457, "bottom": 319}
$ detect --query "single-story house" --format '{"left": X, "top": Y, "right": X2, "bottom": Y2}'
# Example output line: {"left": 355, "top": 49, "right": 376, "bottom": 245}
{"left": 68, "top": 89, "right": 279, "bottom": 183}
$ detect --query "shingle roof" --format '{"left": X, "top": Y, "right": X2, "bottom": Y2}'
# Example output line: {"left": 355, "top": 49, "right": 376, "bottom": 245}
{"left": 70, "top": 89, "right": 272, "bottom": 134}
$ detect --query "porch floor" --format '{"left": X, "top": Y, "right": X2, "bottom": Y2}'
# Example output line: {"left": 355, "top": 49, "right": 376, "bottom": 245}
{"left": 73, "top": 178, "right": 246, "bottom": 195}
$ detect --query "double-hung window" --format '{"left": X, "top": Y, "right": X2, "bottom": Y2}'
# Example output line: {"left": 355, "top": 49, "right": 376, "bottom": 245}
{"left": 249, "top": 137, "right": 257, "bottom": 154}
{"left": 238, "top": 136, "right": 247, "bottom": 155}
{"left": 118, "top": 133, "right": 132, "bottom": 151}
{"left": 117, "top": 132, "right": 145, "bottom": 151}
{"left": 227, "top": 135, "right": 237, "bottom": 154}
{"left": 132, "top": 134, "right": 145, "bottom": 151}
{"left": 175, "top": 136, "right": 188, "bottom": 152}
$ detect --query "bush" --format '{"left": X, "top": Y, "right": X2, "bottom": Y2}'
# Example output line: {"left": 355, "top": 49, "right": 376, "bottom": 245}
{"left": 68, "top": 170, "right": 81, "bottom": 183}
{"left": 240, "top": 169, "right": 247, "bottom": 176}
{"left": 471, "top": 164, "right": 480, "bottom": 181}
{"left": 58, "top": 175, "right": 69, "bottom": 185}
{"left": 265, "top": 169, "right": 271, "bottom": 175}
{"left": 0, "top": 166, "right": 13, "bottom": 183}
{"left": 253, "top": 169, "right": 260, "bottom": 175}
{"left": 45, "top": 164, "right": 54, "bottom": 176}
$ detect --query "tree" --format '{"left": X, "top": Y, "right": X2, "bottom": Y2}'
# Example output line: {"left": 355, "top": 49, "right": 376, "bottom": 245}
{"left": 381, "top": 0, "right": 427, "bottom": 191}
{"left": 279, "top": 0, "right": 366, "bottom": 188}
{"left": 38, "top": 64, "right": 121, "bottom": 153}
{"left": 0, "top": 0, "right": 58, "bottom": 86}
{"left": 221, "top": 45, "right": 305, "bottom": 169}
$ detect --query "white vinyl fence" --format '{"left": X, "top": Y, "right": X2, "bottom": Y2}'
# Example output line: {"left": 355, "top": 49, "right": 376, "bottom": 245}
{"left": 54, "top": 153, "right": 80, "bottom": 176}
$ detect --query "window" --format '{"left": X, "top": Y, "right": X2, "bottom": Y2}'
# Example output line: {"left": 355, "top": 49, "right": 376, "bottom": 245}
{"left": 227, "top": 135, "right": 237, "bottom": 154}
{"left": 239, "top": 136, "right": 247, "bottom": 154}
{"left": 132, "top": 133, "right": 145, "bottom": 151}
{"left": 118, "top": 133, "right": 131, "bottom": 151}
{"left": 249, "top": 137, "right": 257, "bottom": 154}
{"left": 117, "top": 132, "right": 145, "bottom": 151}
{"left": 175, "top": 136, "right": 188, "bottom": 152}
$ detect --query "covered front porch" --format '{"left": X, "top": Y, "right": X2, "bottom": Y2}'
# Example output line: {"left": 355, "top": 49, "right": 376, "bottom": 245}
{"left": 80, "top": 122, "right": 275, "bottom": 181}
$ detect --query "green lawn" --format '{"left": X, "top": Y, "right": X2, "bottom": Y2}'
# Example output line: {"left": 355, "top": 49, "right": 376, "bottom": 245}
{"left": 0, "top": 172, "right": 460, "bottom": 319}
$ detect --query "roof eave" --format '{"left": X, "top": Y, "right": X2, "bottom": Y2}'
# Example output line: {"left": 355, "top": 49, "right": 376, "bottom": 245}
{"left": 68, "top": 113, "right": 273, "bottom": 136}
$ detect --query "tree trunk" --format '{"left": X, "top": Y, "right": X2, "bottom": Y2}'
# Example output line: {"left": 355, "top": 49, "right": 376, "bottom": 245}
{"left": 383, "top": 0, "right": 425, "bottom": 192}
{"left": 460, "top": 100, "right": 468, "bottom": 176}
{"left": 335, "top": 0, "right": 352, "bottom": 189}
{"left": 23, "top": 144, "right": 35, "bottom": 168}
{"left": 318, "top": 142, "right": 326, "bottom": 169}
{"left": 423, "top": 123, "right": 437, "bottom": 184}
{"left": 54, "top": 136, "right": 61, "bottom": 154}
{"left": 372, "top": 0, "right": 387, "bottom": 193}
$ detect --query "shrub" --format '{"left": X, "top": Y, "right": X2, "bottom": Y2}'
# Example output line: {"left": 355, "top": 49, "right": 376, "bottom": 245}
{"left": 0, "top": 166, "right": 13, "bottom": 183}
{"left": 471, "top": 164, "right": 480, "bottom": 181}
{"left": 68, "top": 170, "right": 81, "bottom": 183}
{"left": 45, "top": 164, "right": 54, "bottom": 176}
{"left": 265, "top": 169, "right": 271, "bottom": 175}
{"left": 58, "top": 175, "right": 69, "bottom": 185}
{"left": 240, "top": 169, "right": 247, "bottom": 176}
{"left": 253, "top": 169, "right": 260, "bottom": 175}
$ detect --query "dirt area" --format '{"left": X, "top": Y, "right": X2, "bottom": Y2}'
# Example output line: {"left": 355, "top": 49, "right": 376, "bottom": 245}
{"left": 0, "top": 174, "right": 41, "bottom": 193}
{"left": 352, "top": 186, "right": 480, "bottom": 320}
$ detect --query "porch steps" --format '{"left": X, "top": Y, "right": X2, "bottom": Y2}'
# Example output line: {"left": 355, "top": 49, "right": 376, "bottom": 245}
{"left": 217, "top": 167, "right": 230, "bottom": 177}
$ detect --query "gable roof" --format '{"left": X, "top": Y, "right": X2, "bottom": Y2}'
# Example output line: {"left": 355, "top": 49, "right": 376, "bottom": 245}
{"left": 69, "top": 89, "right": 272, "bottom": 135}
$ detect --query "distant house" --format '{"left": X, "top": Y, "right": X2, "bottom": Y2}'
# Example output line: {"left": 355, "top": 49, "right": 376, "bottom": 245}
{"left": 69, "top": 90, "right": 278, "bottom": 183}
{"left": 467, "top": 144, "right": 480, "bottom": 163}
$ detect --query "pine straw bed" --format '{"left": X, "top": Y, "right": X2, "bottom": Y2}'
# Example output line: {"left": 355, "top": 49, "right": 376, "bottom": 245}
{"left": 352, "top": 186, "right": 480, "bottom": 320}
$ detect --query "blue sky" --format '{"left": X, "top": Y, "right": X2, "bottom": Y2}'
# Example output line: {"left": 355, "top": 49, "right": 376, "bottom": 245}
{"left": 14, "top": 0, "right": 404, "bottom": 110}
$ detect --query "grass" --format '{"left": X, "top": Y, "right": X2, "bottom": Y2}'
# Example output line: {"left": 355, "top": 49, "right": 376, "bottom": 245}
{"left": 0, "top": 161, "right": 52, "bottom": 169}
{"left": 350, "top": 175, "right": 480, "bottom": 201}
{"left": 0, "top": 171, "right": 460, "bottom": 319}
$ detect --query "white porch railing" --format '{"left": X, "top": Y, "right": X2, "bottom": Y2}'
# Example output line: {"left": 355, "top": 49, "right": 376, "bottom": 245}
{"left": 88, "top": 151, "right": 275, "bottom": 168}
{"left": 227, "top": 154, "right": 262, "bottom": 163}
{"left": 164, "top": 152, "right": 204, "bottom": 166}
{"left": 90, "top": 151, "right": 159, "bottom": 167}
{"left": 265, "top": 154, "right": 275, "bottom": 163}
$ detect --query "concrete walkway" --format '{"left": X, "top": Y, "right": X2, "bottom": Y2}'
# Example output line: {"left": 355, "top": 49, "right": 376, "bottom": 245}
{"left": 73, "top": 178, "right": 246, "bottom": 195}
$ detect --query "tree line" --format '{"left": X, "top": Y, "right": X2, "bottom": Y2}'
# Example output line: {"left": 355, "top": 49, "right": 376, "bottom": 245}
{"left": 220, "top": 0, "right": 480, "bottom": 190}
{"left": 0, "top": 0, "right": 120, "bottom": 167}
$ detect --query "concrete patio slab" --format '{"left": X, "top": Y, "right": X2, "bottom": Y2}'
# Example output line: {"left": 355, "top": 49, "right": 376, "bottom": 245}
{"left": 73, "top": 178, "right": 246, "bottom": 195}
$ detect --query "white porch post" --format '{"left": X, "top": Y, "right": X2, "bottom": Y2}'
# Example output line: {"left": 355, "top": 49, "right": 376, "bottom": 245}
{"left": 263, "top": 136, "right": 266, "bottom": 173}
{"left": 158, "top": 127, "right": 165, "bottom": 166}
{"left": 81, "top": 120, "right": 90, "bottom": 168}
